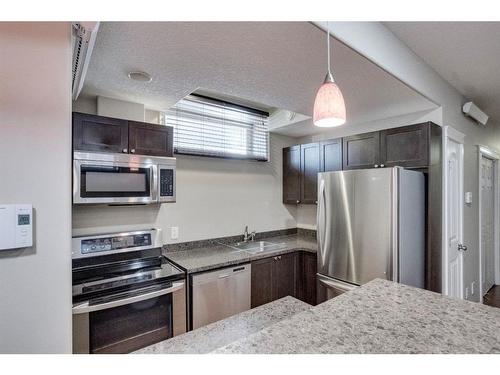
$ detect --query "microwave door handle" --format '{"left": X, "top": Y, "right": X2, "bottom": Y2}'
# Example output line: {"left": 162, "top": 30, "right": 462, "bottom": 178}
{"left": 72, "top": 281, "right": 184, "bottom": 315}
{"left": 151, "top": 165, "right": 159, "bottom": 201}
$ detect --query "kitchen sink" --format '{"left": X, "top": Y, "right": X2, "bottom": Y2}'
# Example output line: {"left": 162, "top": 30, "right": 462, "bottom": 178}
{"left": 227, "top": 241, "right": 285, "bottom": 254}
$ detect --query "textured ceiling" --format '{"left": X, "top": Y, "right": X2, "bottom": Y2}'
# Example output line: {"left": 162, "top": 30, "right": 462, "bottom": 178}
{"left": 385, "top": 22, "right": 500, "bottom": 124}
{"left": 82, "top": 22, "right": 435, "bottom": 137}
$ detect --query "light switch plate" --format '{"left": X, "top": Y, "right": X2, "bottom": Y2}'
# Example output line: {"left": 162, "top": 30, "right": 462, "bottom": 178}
{"left": 465, "top": 192, "right": 472, "bottom": 204}
{"left": 171, "top": 226, "right": 179, "bottom": 240}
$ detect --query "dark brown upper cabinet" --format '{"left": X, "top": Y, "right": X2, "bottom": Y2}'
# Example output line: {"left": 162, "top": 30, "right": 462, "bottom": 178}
{"left": 282, "top": 145, "right": 301, "bottom": 204}
{"left": 128, "top": 121, "right": 174, "bottom": 157}
{"left": 73, "top": 112, "right": 129, "bottom": 153}
{"left": 319, "top": 138, "right": 342, "bottom": 172}
{"left": 380, "top": 123, "right": 430, "bottom": 168}
{"left": 342, "top": 132, "right": 381, "bottom": 170}
{"left": 300, "top": 142, "right": 320, "bottom": 204}
{"left": 73, "top": 112, "right": 174, "bottom": 158}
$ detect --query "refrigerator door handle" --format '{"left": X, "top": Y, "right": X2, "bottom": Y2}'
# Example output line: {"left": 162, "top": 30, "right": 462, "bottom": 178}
{"left": 317, "top": 274, "right": 358, "bottom": 293}
{"left": 317, "top": 178, "right": 327, "bottom": 260}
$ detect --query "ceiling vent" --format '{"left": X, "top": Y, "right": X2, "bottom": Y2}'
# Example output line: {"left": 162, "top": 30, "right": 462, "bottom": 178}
{"left": 72, "top": 22, "right": 99, "bottom": 100}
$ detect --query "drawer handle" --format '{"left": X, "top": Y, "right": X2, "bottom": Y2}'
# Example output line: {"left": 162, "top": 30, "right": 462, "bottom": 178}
{"left": 233, "top": 267, "right": 245, "bottom": 272}
{"left": 122, "top": 148, "right": 128, "bottom": 153}
{"left": 218, "top": 274, "right": 230, "bottom": 279}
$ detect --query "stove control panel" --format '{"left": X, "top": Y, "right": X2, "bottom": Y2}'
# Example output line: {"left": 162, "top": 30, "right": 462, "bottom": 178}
{"left": 81, "top": 233, "right": 152, "bottom": 255}
{"left": 72, "top": 229, "right": 161, "bottom": 258}
{"left": 0, "top": 204, "right": 33, "bottom": 251}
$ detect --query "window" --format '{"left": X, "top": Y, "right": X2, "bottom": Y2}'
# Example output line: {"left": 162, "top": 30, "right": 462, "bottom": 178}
{"left": 165, "top": 94, "right": 269, "bottom": 161}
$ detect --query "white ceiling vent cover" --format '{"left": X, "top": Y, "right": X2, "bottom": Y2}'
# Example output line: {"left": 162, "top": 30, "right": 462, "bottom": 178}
{"left": 462, "top": 101, "right": 489, "bottom": 126}
{"left": 72, "top": 22, "right": 99, "bottom": 100}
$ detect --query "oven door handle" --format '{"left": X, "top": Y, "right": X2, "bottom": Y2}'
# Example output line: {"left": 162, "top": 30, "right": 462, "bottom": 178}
{"left": 72, "top": 281, "right": 184, "bottom": 315}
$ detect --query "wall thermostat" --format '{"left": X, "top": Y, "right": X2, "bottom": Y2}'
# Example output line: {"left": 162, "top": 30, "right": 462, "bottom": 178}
{"left": 0, "top": 204, "right": 33, "bottom": 251}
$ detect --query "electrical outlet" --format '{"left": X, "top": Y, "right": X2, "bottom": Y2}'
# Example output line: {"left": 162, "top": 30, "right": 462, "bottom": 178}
{"left": 171, "top": 226, "right": 179, "bottom": 240}
{"left": 465, "top": 287, "right": 469, "bottom": 299}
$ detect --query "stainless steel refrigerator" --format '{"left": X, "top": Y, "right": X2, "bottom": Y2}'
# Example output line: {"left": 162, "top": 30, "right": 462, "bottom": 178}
{"left": 317, "top": 167, "right": 425, "bottom": 302}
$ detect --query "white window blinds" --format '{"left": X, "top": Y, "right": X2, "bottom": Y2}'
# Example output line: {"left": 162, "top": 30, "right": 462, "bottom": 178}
{"left": 165, "top": 94, "right": 269, "bottom": 161}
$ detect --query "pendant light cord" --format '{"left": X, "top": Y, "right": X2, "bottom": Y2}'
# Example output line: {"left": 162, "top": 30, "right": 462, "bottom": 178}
{"left": 326, "top": 21, "right": 331, "bottom": 75}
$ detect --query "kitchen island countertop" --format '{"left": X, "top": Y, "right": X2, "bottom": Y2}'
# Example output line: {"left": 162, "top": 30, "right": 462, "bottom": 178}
{"left": 214, "top": 279, "right": 500, "bottom": 354}
{"left": 134, "top": 296, "right": 311, "bottom": 354}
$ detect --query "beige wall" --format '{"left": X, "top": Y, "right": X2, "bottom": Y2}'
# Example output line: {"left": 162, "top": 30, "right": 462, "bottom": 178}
{"left": 0, "top": 23, "right": 72, "bottom": 353}
{"left": 72, "top": 97, "right": 297, "bottom": 242}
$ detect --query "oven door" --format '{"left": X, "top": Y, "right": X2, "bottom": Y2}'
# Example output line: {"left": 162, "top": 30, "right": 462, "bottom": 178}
{"left": 73, "top": 159, "right": 157, "bottom": 205}
{"left": 72, "top": 281, "right": 186, "bottom": 354}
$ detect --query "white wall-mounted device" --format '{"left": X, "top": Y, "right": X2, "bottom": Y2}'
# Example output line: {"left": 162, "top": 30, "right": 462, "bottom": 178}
{"left": 465, "top": 192, "right": 473, "bottom": 205}
{"left": 0, "top": 204, "right": 33, "bottom": 251}
{"left": 462, "top": 102, "right": 489, "bottom": 126}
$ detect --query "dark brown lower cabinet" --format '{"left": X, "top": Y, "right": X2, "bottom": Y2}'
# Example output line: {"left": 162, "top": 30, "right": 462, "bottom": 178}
{"left": 251, "top": 251, "right": 317, "bottom": 308}
{"left": 250, "top": 256, "right": 275, "bottom": 308}
{"left": 299, "top": 252, "right": 317, "bottom": 306}
{"left": 274, "top": 253, "right": 298, "bottom": 300}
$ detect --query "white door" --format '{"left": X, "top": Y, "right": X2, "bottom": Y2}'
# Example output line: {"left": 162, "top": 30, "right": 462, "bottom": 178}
{"left": 445, "top": 134, "right": 465, "bottom": 298}
{"left": 481, "top": 156, "right": 495, "bottom": 294}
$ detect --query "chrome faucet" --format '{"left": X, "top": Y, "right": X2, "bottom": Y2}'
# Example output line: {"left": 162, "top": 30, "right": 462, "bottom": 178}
{"left": 243, "top": 226, "right": 256, "bottom": 242}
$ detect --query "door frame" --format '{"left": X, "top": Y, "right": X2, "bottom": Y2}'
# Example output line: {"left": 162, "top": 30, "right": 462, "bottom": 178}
{"left": 477, "top": 145, "right": 500, "bottom": 302}
{"left": 442, "top": 126, "right": 465, "bottom": 297}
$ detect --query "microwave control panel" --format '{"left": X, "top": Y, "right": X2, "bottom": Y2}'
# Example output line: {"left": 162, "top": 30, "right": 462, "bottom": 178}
{"left": 0, "top": 204, "right": 33, "bottom": 251}
{"left": 159, "top": 167, "right": 175, "bottom": 202}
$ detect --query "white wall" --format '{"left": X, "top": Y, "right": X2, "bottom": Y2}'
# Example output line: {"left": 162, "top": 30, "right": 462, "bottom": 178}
{"left": 318, "top": 22, "right": 500, "bottom": 301}
{"left": 0, "top": 23, "right": 72, "bottom": 353}
{"left": 72, "top": 97, "right": 297, "bottom": 242}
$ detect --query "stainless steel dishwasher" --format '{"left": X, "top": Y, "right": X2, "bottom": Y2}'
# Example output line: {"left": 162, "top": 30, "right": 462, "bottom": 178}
{"left": 191, "top": 264, "right": 251, "bottom": 330}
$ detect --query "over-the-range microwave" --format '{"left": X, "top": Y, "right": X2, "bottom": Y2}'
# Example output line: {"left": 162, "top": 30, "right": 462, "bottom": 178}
{"left": 73, "top": 151, "right": 176, "bottom": 205}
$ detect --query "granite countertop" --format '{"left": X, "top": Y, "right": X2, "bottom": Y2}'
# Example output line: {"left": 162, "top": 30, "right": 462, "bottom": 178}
{"left": 214, "top": 279, "right": 500, "bottom": 354}
{"left": 134, "top": 296, "right": 311, "bottom": 354}
{"left": 165, "top": 234, "right": 317, "bottom": 274}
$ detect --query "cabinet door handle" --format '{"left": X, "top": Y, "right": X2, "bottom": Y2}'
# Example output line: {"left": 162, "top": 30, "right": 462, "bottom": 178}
{"left": 273, "top": 257, "right": 277, "bottom": 261}
{"left": 130, "top": 149, "right": 136, "bottom": 154}
{"left": 278, "top": 256, "right": 282, "bottom": 260}
{"left": 374, "top": 164, "right": 379, "bottom": 168}
{"left": 380, "top": 164, "right": 385, "bottom": 168}
{"left": 296, "top": 200, "right": 300, "bottom": 204}
{"left": 122, "top": 148, "right": 128, "bottom": 153}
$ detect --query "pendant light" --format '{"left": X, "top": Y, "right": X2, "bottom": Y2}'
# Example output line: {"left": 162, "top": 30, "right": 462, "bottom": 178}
{"left": 313, "top": 22, "right": 346, "bottom": 127}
